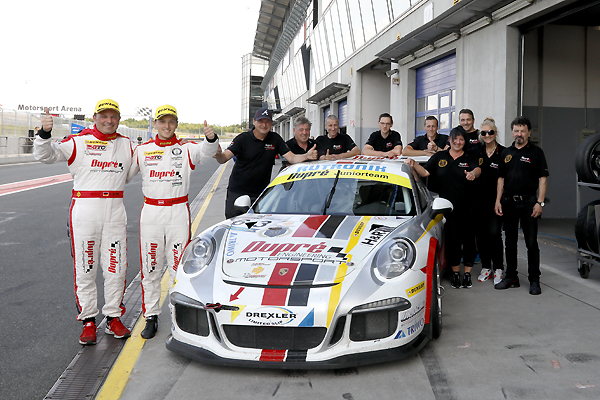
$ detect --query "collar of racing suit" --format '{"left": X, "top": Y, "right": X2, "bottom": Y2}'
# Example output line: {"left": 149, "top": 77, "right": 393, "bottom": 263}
{"left": 78, "top": 125, "right": 118, "bottom": 141}
{"left": 153, "top": 136, "right": 181, "bottom": 147}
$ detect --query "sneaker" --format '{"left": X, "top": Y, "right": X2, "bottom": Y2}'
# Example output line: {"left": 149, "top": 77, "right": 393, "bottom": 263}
{"left": 105, "top": 317, "right": 131, "bottom": 339}
{"left": 478, "top": 268, "right": 492, "bottom": 282}
{"left": 451, "top": 272, "right": 461, "bottom": 289}
{"left": 79, "top": 321, "right": 97, "bottom": 345}
{"left": 462, "top": 272, "right": 473, "bottom": 288}
{"left": 494, "top": 276, "right": 520, "bottom": 290}
{"left": 141, "top": 316, "right": 158, "bottom": 339}
{"left": 493, "top": 269, "right": 503, "bottom": 285}
{"left": 529, "top": 282, "right": 542, "bottom": 295}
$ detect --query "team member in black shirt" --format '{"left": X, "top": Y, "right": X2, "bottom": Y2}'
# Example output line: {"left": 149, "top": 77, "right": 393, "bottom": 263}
{"left": 494, "top": 116, "right": 549, "bottom": 295}
{"left": 215, "top": 108, "right": 317, "bottom": 218}
{"left": 362, "top": 113, "right": 402, "bottom": 157}
{"left": 472, "top": 118, "right": 506, "bottom": 285}
{"left": 457, "top": 109, "right": 480, "bottom": 152}
{"left": 280, "top": 116, "right": 316, "bottom": 171}
{"left": 405, "top": 128, "right": 481, "bottom": 289}
{"left": 402, "top": 116, "right": 449, "bottom": 156}
{"left": 316, "top": 114, "right": 360, "bottom": 160}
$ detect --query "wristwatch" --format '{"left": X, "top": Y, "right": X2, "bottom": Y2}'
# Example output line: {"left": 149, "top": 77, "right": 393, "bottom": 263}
{"left": 536, "top": 201, "right": 545, "bottom": 207}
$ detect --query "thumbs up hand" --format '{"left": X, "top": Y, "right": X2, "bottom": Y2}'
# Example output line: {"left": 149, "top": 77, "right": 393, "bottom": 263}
{"left": 41, "top": 108, "right": 53, "bottom": 133}
{"left": 306, "top": 144, "right": 318, "bottom": 160}
{"left": 203, "top": 120, "right": 215, "bottom": 140}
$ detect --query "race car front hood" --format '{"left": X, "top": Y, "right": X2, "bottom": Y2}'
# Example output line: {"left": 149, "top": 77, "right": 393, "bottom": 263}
{"left": 220, "top": 214, "right": 411, "bottom": 286}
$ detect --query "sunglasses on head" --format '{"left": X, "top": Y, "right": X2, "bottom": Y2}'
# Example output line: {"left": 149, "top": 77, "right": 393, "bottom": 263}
{"left": 480, "top": 130, "right": 495, "bottom": 136}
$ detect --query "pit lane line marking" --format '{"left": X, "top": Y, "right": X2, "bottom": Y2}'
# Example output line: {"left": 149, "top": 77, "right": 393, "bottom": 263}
{"left": 96, "top": 164, "right": 227, "bottom": 400}
{"left": 0, "top": 173, "right": 72, "bottom": 196}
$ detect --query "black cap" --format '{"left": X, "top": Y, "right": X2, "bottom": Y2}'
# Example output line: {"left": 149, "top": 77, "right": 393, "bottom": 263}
{"left": 254, "top": 108, "right": 273, "bottom": 122}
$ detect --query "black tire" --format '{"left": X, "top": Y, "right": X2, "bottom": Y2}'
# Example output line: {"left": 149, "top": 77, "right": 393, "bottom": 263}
{"left": 575, "top": 200, "right": 600, "bottom": 253}
{"left": 431, "top": 258, "right": 442, "bottom": 339}
{"left": 576, "top": 133, "right": 600, "bottom": 185}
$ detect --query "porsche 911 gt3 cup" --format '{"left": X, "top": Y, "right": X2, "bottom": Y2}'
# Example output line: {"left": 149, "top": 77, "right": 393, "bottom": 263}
{"left": 166, "top": 156, "right": 452, "bottom": 368}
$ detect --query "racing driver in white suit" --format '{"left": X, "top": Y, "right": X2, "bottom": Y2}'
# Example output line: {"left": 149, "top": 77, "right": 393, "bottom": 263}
{"left": 128, "top": 105, "right": 220, "bottom": 339}
{"left": 34, "top": 99, "right": 134, "bottom": 345}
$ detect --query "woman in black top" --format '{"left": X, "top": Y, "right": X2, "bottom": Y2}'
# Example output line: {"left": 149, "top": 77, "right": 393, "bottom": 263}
{"left": 405, "top": 128, "right": 481, "bottom": 289}
{"left": 473, "top": 118, "right": 505, "bottom": 285}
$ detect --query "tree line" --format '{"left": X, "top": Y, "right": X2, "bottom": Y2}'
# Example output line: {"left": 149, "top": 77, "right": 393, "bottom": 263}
{"left": 118, "top": 118, "right": 248, "bottom": 134}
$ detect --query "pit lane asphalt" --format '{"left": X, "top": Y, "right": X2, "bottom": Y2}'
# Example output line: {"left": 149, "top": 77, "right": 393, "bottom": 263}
{"left": 0, "top": 160, "right": 220, "bottom": 400}
{"left": 108, "top": 161, "right": 599, "bottom": 400}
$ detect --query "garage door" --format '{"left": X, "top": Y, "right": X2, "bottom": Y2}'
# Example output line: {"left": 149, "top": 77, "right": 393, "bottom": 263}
{"left": 415, "top": 54, "right": 456, "bottom": 136}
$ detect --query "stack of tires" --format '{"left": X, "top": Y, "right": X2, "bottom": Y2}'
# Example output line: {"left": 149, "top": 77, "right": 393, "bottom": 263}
{"left": 575, "top": 133, "right": 600, "bottom": 278}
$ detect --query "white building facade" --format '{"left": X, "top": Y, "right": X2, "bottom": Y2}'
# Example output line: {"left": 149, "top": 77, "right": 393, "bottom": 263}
{"left": 251, "top": 0, "right": 600, "bottom": 218}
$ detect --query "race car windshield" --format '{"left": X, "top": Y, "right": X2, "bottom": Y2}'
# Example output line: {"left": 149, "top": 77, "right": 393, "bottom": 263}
{"left": 253, "top": 177, "right": 416, "bottom": 216}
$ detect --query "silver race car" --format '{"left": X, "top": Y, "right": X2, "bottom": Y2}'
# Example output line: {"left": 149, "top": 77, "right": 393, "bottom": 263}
{"left": 167, "top": 156, "right": 452, "bottom": 368}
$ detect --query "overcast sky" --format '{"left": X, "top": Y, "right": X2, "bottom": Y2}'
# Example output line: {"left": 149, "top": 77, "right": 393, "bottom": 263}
{"left": 0, "top": 0, "right": 261, "bottom": 125}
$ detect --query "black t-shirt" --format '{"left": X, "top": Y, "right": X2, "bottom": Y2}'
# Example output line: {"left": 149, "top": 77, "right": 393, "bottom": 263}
{"left": 365, "top": 130, "right": 402, "bottom": 152}
{"left": 407, "top": 133, "right": 449, "bottom": 151}
{"left": 315, "top": 133, "right": 357, "bottom": 157}
{"left": 227, "top": 130, "right": 290, "bottom": 197}
{"left": 499, "top": 141, "right": 549, "bottom": 197}
{"left": 472, "top": 143, "right": 506, "bottom": 208}
{"left": 463, "top": 129, "right": 480, "bottom": 153}
{"left": 423, "top": 150, "right": 478, "bottom": 213}
{"left": 281, "top": 137, "right": 316, "bottom": 168}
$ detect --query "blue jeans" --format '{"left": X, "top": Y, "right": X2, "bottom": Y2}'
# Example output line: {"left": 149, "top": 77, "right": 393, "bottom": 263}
{"left": 502, "top": 197, "right": 540, "bottom": 282}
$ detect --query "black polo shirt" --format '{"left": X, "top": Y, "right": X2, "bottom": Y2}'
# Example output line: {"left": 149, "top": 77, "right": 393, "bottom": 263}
{"left": 463, "top": 129, "right": 480, "bottom": 152}
{"left": 499, "top": 141, "right": 549, "bottom": 197}
{"left": 281, "top": 137, "right": 316, "bottom": 168}
{"left": 407, "top": 133, "right": 449, "bottom": 151}
{"left": 472, "top": 143, "right": 506, "bottom": 207}
{"left": 424, "top": 150, "right": 478, "bottom": 214}
{"left": 315, "top": 132, "right": 357, "bottom": 158}
{"left": 227, "top": 130, "right": 290, "bottom": 197}
{"left": 365, "top": 130, "right": 402, "bottom": 152}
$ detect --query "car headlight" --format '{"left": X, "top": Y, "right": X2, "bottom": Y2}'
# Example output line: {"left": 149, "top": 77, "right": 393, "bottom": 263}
{"left": 182, "top": 235, "right": 216, "bottom": 274}
{"left": 373, "top": 238, "right": 416, "bottom": 279}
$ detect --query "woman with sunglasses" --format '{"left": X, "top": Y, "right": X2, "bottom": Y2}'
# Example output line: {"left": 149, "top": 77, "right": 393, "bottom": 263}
{"left": 473, "top": 118, "right": 506, "bottom": 285}
{"left": 405, "top": 127, "right": 481, "bottom": 289}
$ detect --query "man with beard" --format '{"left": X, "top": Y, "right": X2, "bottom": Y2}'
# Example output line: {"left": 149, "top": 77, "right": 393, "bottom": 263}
{"left": 494, "top": 116, "right": 549, "bottom": 295}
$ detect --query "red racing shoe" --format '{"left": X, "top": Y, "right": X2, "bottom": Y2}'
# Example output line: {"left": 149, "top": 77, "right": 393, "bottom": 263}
{"left": 79, "top": 321, "right": 97, "bottom": 345}
{"left": 105, "top": 317, "right": 131, "bottom": 339}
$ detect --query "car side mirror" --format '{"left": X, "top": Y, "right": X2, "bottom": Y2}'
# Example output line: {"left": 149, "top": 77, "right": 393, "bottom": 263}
{"left": 430, "top": 197, "right": 453, "bottom": 218}
{"left": 234, "top": 195, "right": 252, "bottom": 213}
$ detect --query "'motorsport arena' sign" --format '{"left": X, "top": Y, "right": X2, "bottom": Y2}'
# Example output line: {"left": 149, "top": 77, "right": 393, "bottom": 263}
{"left": 18, "top": 104, "right": 83, "bottom": 112}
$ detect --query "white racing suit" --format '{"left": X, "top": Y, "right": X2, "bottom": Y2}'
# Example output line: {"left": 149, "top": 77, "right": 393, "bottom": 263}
{"left": 129, "top": 135, "right": 219, "bottom": 317}
{"left": 34, "top": 126, "right": 134, "bottom": 321}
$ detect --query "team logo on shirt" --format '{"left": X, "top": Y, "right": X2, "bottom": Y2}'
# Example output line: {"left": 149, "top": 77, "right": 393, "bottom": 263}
{"left": 504, "top": 155, "right": 512, "bottom": 163}
{"left": 85, "top": 140, "right": 107, "bottom": 151}
{"left": 520, "top": 156, "right": 531, "bottom": 163}
{"left": 458, "top": 162, "right": 469, "bottom": 168}
{"left": 479, "top": 158, "right": 484, "bottom": 165}
{"left": 265, "top": 144, "right": 275, "bottom": 150}
{"left": 172, "top": 148, "right": 182, "bottom": 155}
{"left": 386, "top": 143, "right": 393, "bottom": 149}
{"left": 438, "top": 160, "right": 448, "bottom": 167}
{"left": 333, "top": 145, "right": 342, "bottom": 151}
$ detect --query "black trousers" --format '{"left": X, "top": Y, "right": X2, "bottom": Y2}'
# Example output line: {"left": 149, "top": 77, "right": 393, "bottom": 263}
{"left": 444, "top": 212, "right": 476, "bottom": 268}
{"left": 502, "top": 198, "right": 540, "bottom": 282}
{"left": 475, "top": 207, "right": 504, "bottom": 271}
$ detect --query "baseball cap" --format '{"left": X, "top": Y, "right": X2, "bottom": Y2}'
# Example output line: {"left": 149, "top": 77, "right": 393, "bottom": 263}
{"left": 155, "top": 104, "right": 178, "bottom": 120}
{"left": 94, "top": 99, "right": 120, "bottom": 114}
{"left": 254, "top": 107, "right": 273, "bottom": 122}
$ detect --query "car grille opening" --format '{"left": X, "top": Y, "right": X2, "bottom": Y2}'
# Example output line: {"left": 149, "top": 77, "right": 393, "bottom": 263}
{"left": 209, "top": 313, "right": 221, "bottom": 342}
{"left": 349, "top": 309, "right": 398, "bottom": 341}
{"left": 223, "top": 325, "right": 327, "bottom": 350}
{"left": 175, "top": 304, "right": 209, "bottom": 336}
{"left": 329, "top": 316, "right": 346, "bottom": 346}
